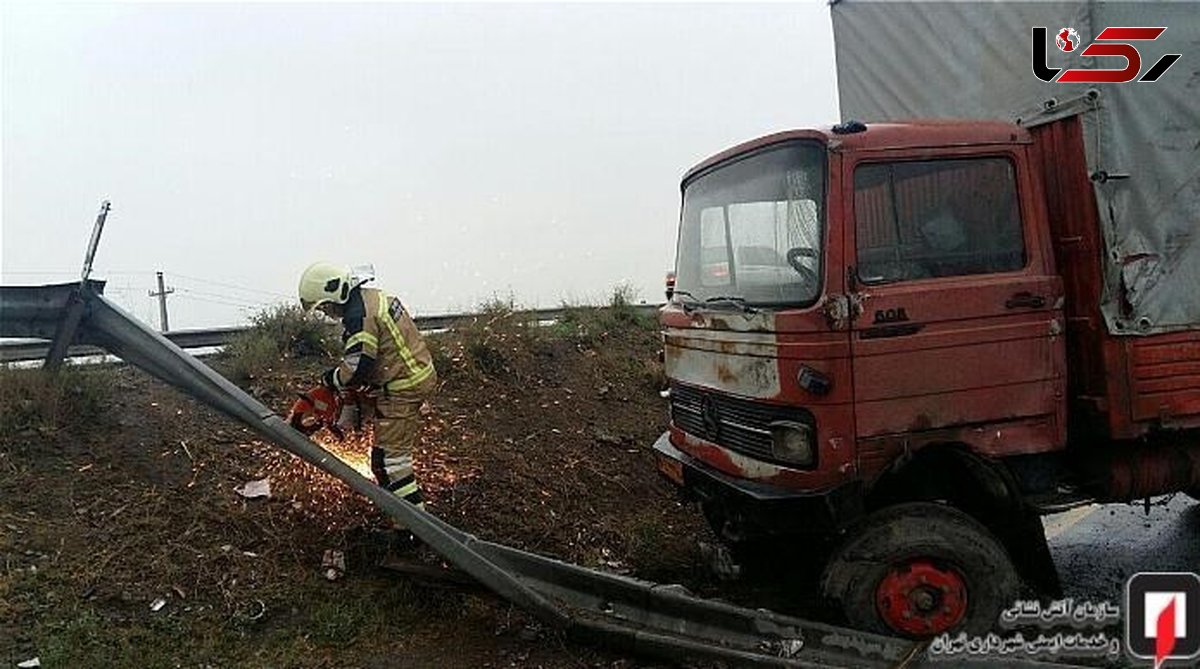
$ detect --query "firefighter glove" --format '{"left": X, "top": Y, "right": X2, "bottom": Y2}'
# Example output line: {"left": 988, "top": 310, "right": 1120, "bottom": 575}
{"left": 320, "top": 367, "right": 339, "bottom": 390}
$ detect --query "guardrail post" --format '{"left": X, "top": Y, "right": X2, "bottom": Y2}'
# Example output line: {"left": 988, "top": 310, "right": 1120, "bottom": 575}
{"left": 42, "top": 285, "right": 88, "bottom": 372}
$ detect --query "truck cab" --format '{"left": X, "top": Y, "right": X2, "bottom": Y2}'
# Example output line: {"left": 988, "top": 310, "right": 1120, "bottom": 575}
{"left": 658, "top": 119, "right": 1064, "bottom": 507}
{"left": 654, "top": 120, "right": 1076, "bottom": 637}
{"left": 655, "top": 117, "right": 1200, "bottom": 637}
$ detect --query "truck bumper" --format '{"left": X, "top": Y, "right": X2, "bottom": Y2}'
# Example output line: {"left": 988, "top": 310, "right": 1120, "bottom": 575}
{"left": 651, "top": 432, "right": 862, "bottom": 538}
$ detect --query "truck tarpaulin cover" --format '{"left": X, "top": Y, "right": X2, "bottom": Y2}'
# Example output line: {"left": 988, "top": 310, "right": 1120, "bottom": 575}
{"left": 831, "top": 1, "right": 1199, "bottom": 335}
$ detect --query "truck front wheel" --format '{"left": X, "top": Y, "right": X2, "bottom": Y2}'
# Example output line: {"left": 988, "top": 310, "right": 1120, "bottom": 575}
{"left": 820, "top": 502, "right": 1019, "bottom": 638}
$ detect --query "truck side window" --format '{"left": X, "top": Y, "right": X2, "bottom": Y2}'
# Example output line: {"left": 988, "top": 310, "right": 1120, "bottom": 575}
{"left": 853, "top": 158, "right": 1025, "bottom": 284}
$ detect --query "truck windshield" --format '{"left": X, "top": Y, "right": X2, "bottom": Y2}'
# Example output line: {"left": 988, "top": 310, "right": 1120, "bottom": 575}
{"left": 675, "top": 141, "right": 825, "bottom": 308}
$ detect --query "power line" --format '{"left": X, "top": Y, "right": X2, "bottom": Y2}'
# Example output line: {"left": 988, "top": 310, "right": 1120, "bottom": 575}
{"left": 174, "top": 286, "right": 275, "bottom": 308}
{"left": 3, "top": 268, "right": 288, "bottom": 319}
{"left": 3, "top": 269, "right": 292, "bottom": 300}
{"left": 1, "top": 271, "right": 79, "bottom": 275}
{"left": 173, "top": 292, "right": 265, "bottom": 310}
{"left": 167, "top": 272, "right": 291, "bottom": 299}
{"left": 176, "top": 296, "right": 265, "bottom": 311}
{"left": 1, "top": 269, "right": 155, "bottom": 275}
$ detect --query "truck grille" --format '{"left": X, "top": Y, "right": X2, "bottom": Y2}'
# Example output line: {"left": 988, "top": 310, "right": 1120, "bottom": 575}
{"left": 669, "top": 383, "right": 813, "bottom": 463}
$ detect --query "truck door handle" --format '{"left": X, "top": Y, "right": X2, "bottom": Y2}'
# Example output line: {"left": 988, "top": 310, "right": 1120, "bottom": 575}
{"left": 861, "top": 323, "right": 924, "bottom": 339}
{"left": 1005, "top": 292, "right": 1046, "bottom": 309}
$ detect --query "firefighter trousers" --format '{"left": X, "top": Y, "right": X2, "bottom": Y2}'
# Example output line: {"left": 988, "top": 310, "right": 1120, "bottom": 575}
{"left": 366, "top": 371, "right": 437, "bottom": 526}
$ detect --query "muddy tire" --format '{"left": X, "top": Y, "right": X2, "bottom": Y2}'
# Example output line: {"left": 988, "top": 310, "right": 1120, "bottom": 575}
{"left": 820, "top": 502, "right": 1019, "bottom": 638}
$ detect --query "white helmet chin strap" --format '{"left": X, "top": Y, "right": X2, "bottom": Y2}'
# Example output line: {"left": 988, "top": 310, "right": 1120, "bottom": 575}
{"left": 347, "top": 263, "right": 376, "bottom": 290}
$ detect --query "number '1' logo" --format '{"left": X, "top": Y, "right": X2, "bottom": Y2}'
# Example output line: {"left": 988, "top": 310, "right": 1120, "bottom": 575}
{"left": 1032, "top": 26, "right": 1181, "bottom": 83}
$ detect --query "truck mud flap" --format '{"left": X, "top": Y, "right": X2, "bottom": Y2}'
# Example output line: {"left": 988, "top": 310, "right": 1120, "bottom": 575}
{"left": 1, "top": 283, "right": 1069, "bottom": 668}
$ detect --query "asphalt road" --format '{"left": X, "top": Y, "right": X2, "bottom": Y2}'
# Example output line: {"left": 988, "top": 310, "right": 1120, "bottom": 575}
{"left": 1044, "top": 494, "right": 1200, "bottom": 602}
{"left": 715, "top": 496, "right": 1199, "bottom": 667}
{"left": 1029, "top": 495, "right": 1198, "bottom": 667}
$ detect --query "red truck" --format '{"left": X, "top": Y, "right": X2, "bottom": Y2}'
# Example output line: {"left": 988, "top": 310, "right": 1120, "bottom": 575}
{"left": 652, "top": 3, "right": 1199, "bottom": 639}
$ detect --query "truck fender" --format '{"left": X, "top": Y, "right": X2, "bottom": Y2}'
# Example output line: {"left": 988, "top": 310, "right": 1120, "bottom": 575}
{"left": 864, "top": 444, "right": 1061, "bottom": 595}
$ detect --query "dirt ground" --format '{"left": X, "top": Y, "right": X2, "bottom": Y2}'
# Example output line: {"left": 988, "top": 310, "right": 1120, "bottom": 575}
{"left": 0, "top": 308, "right": 762, "bottom": 668}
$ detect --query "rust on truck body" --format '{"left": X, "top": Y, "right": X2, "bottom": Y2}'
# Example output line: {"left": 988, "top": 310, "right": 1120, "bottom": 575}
{"left": 661, "top": 117, "right": 1200, "bottom": 507}
{"left": 682, "top": 122, "right": 1031, "bottom": 185}
{"left": 1031, "top": 115, "right": 1200, "bottom": 440}
{"left": 1130, "top": 333, "right": 1200, "bottom": 427}
{"left": 843, "top": 140, "right": 1067, "bottom": 465}
{"left": 661, "top": 146, "right": 856, "bottom": 488}
{"left": 661, "top": 302, "right": 856, "bottom": 490}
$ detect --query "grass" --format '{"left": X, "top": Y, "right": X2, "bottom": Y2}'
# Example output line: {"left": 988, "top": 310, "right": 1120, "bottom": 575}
{"left": 0, "top": 364, "right": 112, "bottom": 436}
{"left": 27, "top": 603, "right": 312, "bottom": 668}
{"left": 450, "top": 294, "right": 535, "bottom": 380}
{"left": 0, "top": 286, "right": 679, "bottom": 669}
{"left": 549, "top": 283, "right": 657, "bottom": 349}
{"left": 477, "top": 292, "right": 518, "bottom": 317}
{"left": 222, "top": 305, "right": 337, "bottom": 379}
{"left": 14, "top": 572, "right": 454, "bottom": 668}
{"left": 34, "top": 608, "right": 190, "bottom": 668}
{"left": 218, "top": 287, "right": 657, "bottom": 383}
{"left": 442, "top": 285, "right": 661, "bottom": 380}
{"left": 465, "top": 338, "right": 511, "bottom": 378}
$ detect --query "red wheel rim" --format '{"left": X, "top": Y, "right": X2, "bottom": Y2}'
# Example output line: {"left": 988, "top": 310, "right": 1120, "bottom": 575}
{"left": 874, "top": 559, "right": 968, "bottom": 636}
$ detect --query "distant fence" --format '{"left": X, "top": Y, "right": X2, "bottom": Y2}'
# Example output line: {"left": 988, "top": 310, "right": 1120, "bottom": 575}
{"left": 0, "top": 304, "right": 664, "bottom": 364}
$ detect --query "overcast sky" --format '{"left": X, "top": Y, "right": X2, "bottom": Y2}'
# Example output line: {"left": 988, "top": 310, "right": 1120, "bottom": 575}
{"left": 1, "top": 2, "right": 838, "bottom": 329}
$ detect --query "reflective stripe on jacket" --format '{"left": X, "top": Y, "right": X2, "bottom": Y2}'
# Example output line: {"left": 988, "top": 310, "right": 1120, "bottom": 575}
{"left": 333, "top": 286, "right": 434, "bottom": 391}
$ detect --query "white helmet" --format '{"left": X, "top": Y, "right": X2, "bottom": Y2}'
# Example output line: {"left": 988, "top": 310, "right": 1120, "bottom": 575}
{"left": 298, "top": 262, "right": 352, "bottom": 312}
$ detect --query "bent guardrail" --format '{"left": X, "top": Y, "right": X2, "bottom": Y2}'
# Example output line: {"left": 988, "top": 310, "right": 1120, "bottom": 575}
{"left": 1, "top": 281, "right": 1068, "bottom": 668}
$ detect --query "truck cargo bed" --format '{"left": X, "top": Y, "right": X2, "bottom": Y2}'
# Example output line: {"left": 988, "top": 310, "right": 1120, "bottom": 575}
{"left": 1033, "top": 116, "right": 1200, "bottom": 439}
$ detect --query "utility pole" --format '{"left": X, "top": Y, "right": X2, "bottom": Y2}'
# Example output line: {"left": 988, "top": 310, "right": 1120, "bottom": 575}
{"left": 148, "top": 271, "right": 175, "bottom": 332}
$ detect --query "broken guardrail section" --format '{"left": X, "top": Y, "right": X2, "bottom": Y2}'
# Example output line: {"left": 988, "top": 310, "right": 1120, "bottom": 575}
{"left": 2, "top": 281, "right": 1055, "bottom": 668}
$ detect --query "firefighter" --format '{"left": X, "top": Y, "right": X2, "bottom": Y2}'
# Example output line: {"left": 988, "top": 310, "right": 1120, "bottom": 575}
{"left": 298, "top": 262, "right": 437, "bottom": 540}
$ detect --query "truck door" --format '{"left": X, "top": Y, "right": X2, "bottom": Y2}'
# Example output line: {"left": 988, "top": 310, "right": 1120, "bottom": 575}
{"left": 844, "top": 150, "right": 1066, "bottom": 475}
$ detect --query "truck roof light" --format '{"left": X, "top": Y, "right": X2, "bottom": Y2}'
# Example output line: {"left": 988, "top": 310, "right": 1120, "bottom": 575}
{"left": 832, "top": 120, "right": 868, "bottom": 135}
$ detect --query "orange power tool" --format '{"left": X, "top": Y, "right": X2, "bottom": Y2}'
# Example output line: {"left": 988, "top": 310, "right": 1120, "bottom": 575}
{"left": 287, "top": 385, "right": 345, "bottom": 439}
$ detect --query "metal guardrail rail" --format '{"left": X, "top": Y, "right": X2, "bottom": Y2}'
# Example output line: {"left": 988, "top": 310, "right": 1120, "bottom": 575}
{"left": 0, "top": 302, "right": 663, "bottom": 363}
{"left": 0, "top": 326, "right": 246, "bottom": 363}
{"left": 0, "top": 281, "right": 1069, "bottom": 668}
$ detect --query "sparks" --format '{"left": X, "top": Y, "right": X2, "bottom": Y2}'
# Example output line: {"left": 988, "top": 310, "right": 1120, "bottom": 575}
{"left": 252, "top": 425, "right": 479, "bottom": 532}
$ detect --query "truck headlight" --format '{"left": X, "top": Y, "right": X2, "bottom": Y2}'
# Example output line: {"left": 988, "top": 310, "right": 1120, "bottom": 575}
{"left": 768, "top": 420, "right": 816, "bottom": 467}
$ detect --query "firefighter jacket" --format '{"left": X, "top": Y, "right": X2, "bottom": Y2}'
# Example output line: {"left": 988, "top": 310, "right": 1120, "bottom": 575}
{"left": 326, "top": 286, "right": 435, "bottom": 393}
